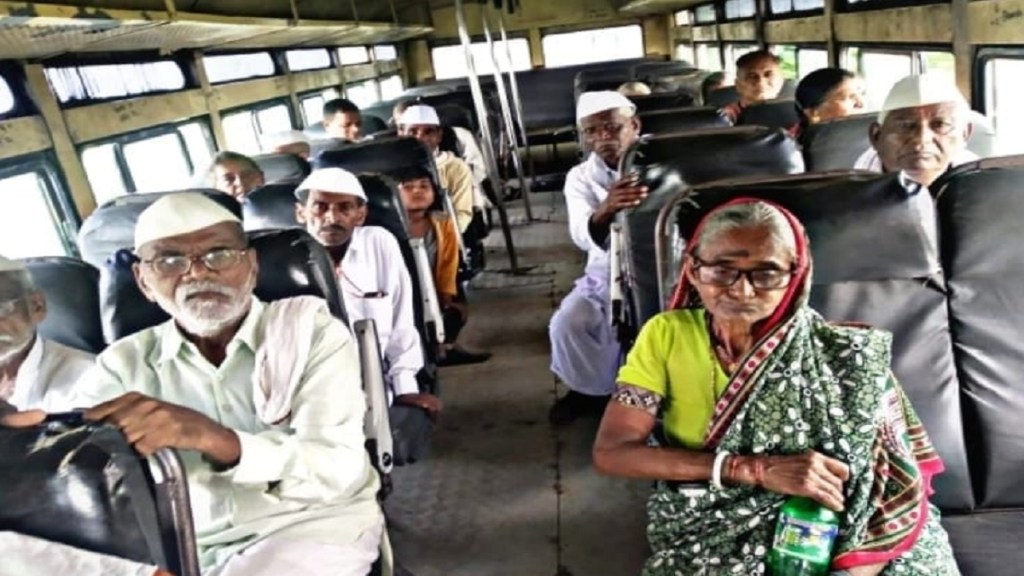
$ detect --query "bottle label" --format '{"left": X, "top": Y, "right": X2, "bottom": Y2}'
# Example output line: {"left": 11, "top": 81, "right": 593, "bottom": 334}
{"left": 771, "top": 514, "right": 838, "bottom": 563}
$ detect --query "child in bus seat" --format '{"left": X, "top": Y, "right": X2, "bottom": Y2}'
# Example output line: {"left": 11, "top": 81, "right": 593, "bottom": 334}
{"left": 397, "top": 169, "right": 490, "bottom": 367}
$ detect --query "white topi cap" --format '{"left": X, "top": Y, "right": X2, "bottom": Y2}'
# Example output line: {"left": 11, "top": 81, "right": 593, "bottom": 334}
{"left": 576, "top": 90, "right": 637, "bottom": 123}
{"left": 398, "top": 104, "right": 441, "bottom": 127}
{"left": 879, "top": 73, "right": 969, "bottom": 123}
{"left": 261, "top": 129, "right": 311, "bottom": 151}
{"left": 135, "top": 193, "right": 241, "bottom": 251}
{"left": 295, "top": 167, "right": 367, "bottom": 202}
{"left": 0, "top": 255, "right": 26, "bottom": 273}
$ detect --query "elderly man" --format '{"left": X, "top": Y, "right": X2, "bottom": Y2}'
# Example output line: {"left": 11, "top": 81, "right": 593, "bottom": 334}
{"left": 3, "top": 193, "right": 384, "bottom": 575}
{"left": 0, "top": 255, "right": 94, "bottom": 411}
{"left": 396, "top": 104, "right": 476, "bottom": 234}
{"left": 209, "top": 151, "right": 265, "bottom": 200}
{"left": 295, "top": 167, "right": 441, "bottom": 417}
{"left": 323, "top": 98, "right": 363, "bottom": 142}
{"left": 261, "top": 129, "right": 311, "bottom": 159}
{"left": 549, "top": 91, "right": 647, "bottom": 426}
{"left": 720, "top": 50, "right": 784, "bottom": 123}
{"left": 855, "top": 72, "right": 978, "bottom": 187}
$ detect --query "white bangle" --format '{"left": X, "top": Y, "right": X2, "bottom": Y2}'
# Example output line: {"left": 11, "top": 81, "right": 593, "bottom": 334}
{"left": 712, "top": 451, "right": 730, "bottom": 490}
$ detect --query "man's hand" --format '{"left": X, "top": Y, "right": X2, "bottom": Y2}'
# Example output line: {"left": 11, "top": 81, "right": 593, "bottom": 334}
{"left": 592, "top": 174, "right": 649, "bottom": 226}
{"left": 85, "top": 392, "right": 241, "bottom": 466}
{"left": 395, "top": 393, "right": 443, "bottom": 416}
{"left": 0, "top": 408, "right": 45, "bottom": 427}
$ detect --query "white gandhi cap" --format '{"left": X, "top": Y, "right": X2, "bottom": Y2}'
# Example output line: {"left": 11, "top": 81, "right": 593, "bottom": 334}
{"left": 398, "top": 104, "right": 440, "bottom": 127}
{"left": 576, "top": 90, "right": 637, "bottom": 124}
{"left": 879, "top": 73, "right": 969, "bottom": 123}
{"left": 0, "top": 254, "right": 26, "bottom": 273}
{"left": 295, "top": 167, "right": 367, "bottom": 202}
{"left": 261, "top": 129, "right": 310, "bottom": 151}
{"left": 135, "top": 192, "right": 241, "bottom": 251}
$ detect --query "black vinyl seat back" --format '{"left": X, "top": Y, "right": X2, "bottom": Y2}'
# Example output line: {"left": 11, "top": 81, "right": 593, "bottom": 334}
{"left": 315, "top": 136, "right": 444, "bottom": 199}
{"left": 736, "top": 99, "right": 801, "bottom": 131}
{"left": 435, "top": 103, "right": 478, "bottom": 134}
{"left": 662, "top": 171, "right": 971, "bottom": 512}
{"left": 242, "top": 183, "right": 303, "bottom": 231}
{"left": 250, "top": 153, "right": 310, "bottom": 184}
{"left": 935, "top": 159, "right": 1024, "bottom": 510}
{"left": 77, "top": 190, "right": 243, "bottom": 270}
{"left": 362, "top": 114, "right": 390, "bottom": 137}
{"left": 800, "top": 112, "right": 874, "bottom": 172}
{"left": 21, "top": 257, "right": 104, "bottom": 354}
{"left": 309, "top": 137, "right": 353, "bottom": 159}
{"left": 0, "top": 421, "right": 170, "bottom": 569}
{"left": 637, "top": 106, "right": 731, "bottom": 135}
{"left": 631, "top": 92, "right": 697, "bottom": 114}
{"left": 706, "top": 85, "right": 739, "bottom": 108}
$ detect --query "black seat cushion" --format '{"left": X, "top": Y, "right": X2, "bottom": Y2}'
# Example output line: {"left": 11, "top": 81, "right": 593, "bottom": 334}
{"left": 315, "top": 137, "right": 443, "bottom": 197}
{"left": 706, "top": 86, "right": 739, "bottom": 108}
{"left": 243, "top": 183, "right": 302, "bottom": 232}
{"left": 22, "top": 256, "right": 105, "bottom": 354}
{"left": 631, "top": 93, "right": 697, "bottom": 114}
{"left": 638, "top": 107, "right": 731, "bottom": 135}
{"left": 736, "top": 99, "right": 801, "bottom": 131}
{"left": 800, "top": 112, "right": 875, "bottom": 172}
{"left": 250, "top": 153, "right": 310, "bottom": 184}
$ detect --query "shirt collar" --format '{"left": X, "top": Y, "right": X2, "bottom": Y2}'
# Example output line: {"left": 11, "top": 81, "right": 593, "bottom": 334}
{"left": 15, "top": 334, "right": 44, "bottom": 378}
{"left": 156, "top": 296, "right": 265, "bottom": 364}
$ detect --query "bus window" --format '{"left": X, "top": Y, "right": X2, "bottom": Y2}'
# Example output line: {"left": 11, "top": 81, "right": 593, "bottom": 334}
{"left": 696, "top": 43, "right": 723, "bottom": 71}
{"left": 203, "top": 53, "right": 275, "bottom": 84}
{"left": 345, "top": 80, "right": 380, "bottom": 109}
{"left": 724, "top": 0, "right": 756, "bottom": 19}
{"left": 920, "top": 51, "right": 956, "bottom": 84}
{"left": 373, "top": 45, "right": 398, "bottom": 61}
{"left": 723, "top": 43, "right": 759, "bottom": 72}
{"left": 674, "top": 10, "right": 691, "bottom": 26}
{"left": 255, "top": 106, "right": 293, "bottom": 135}
{"left": 285, "top": 49, "right": 332, "bottom": 72}
{"left": 322, "top": 87, "right": 340, "bottom": 101}
{"left": 985, "top": 58, "right": 1024, "bottom": 153}
{"left": 81, "top": 144, "right": 126, "bottom": 206}
{"left": 123, "top": 134, "right": 192, "bottom": 193}
{"left": 0, "top": 76, "right": 15, "bottom": 116}
{"left": 337, "top": 47, "right": 370, "bottom": 65}
{"left": 797, "top": 49, "right": 829, "bottom": 78}
{"left": 0, "top": 171, "right": 70, "bottom": 258}
{"left": 223, "top": 103, "right": 292, "bottom": 154}
{"left": 380, "top": 75, "right": 404, "bottom": 101}
{"left": 542, "top": 25, "right": 644, "bottom": 68}
{"left": 301, "top": 94, "right": 326, "bottom": 127}
{"left": 675, "top": 44, "right": 695, "bottom": 65}
{"left": 177, "top": 122, "right": 214, "bottom": 174}
{"left": 846, "top": 49, "right": 913, "bottom": 110}
{"left": 431, "top": 39, "right": 531, "bottom": 80}
{"left": 45, "top": 61, "right": 185, "bottom": 103}
{"left": 775, "top": 45, "right": 799, "bottom": 79}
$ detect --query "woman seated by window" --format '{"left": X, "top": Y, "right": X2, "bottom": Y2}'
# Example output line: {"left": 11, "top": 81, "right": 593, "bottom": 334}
{"left": 593, "top": 199, "right": 959, "bottom": 576}
{"left": 796, "top": 68, "right": 867, "bottom": 125}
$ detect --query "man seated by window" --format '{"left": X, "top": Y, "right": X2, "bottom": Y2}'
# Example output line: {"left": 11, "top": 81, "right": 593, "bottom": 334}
{"left": 0, "top": 255, "right": 94, "bottom": 412}
{"left": 720, "top": 50, "right": 784, "bottom": 123}
{"left": 323, "top": 98, "right": 363, "bottom": 142}
{"left": 295, "top": 167, "right": 442, "bottom": 416}
{"left": 854, "top": 72, "right": 977, "bottom": 187}
{"left": 6, "top": 193, "right": 385, "bottom": 575}
{"left": 208, "top": 151, "right": 265, "bottom": 201}
{"left": 261, "top": 129, "right": 311, "bottom": 160}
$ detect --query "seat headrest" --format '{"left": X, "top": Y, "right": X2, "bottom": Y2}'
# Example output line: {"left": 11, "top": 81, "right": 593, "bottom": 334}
{"left": 309, "top": 137, "right": 354, "bottom": 159}
{"left": 359, "top": 174, "right": 411, "bottom": 241}
{"left": 706, "top": 86, "right": 739, "bottom": 108}
{"left": 314, "top": 136, "right": 443, "bottom": 196}
{"left": 631, "top": 93, "right": 697, "bottom": 114}
{"left": 362, "top": 114, "right": 390, "bottom": 137}
{"left": 250, "top": 153, "right": 311, "bottom": 184}
{"left": 434, "top": 104, "right": 477, "bottom": 133}
{"left": 78, "top": 190, "right": 242, "bottom": 270}
{"left": 623, "top": 126, "right": 804, "bottom": 189}
{"left": 637, "top": 106, "right": 731, "bottom": 135}
{"left": 242, "top": 183, "right": 303, "bottom": 232}
{"left": 736, "top": 99, "right": 801, "bottom": 131}
{"left": 22, "top": 257, "right": 104, "bottom": 354}
{"left": 672, "top": 171, "right": 938, "bottom": 283}
{"left": 799, "top": 112, "right": 875, "bottom": 172}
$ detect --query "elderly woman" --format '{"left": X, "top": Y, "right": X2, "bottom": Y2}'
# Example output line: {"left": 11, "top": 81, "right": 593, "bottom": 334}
{"left": 593, "top": 199, "right": 960, "bottom": 575}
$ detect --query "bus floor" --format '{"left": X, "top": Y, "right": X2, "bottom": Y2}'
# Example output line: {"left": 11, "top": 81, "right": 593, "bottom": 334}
{"left": 384, "top": 192, "right": 650, "bottom": 576}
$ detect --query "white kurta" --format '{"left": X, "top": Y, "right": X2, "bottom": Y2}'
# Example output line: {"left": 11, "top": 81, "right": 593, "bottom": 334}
{"left": 73, "top": 297, "right": 383, "bottom": 575}
{"left": 549, "top": 152, "right": 622, "bottom": 397}
{"left": 6, "top": 336, "right": 95, "bottom": 411}
{"left": 338, "top": 226, "right": 424, "bottom": 399}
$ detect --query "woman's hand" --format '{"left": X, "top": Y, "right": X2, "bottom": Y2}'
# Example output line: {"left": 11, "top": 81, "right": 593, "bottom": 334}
{"left": 732, "top": 451, "right": 850, "bottom": 512}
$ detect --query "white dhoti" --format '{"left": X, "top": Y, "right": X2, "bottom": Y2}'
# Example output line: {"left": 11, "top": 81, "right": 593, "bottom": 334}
{"left": 549, "top": 270, "right": 621, "bottom": 396}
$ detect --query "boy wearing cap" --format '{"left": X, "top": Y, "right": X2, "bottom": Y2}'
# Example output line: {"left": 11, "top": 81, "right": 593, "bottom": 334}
{"left": 856, "top": 72, "right": 977, "bottom": 187}
{"left": 549, "top": 90, "right": 647, "bottom": 426}
{"left": 261, "top": 129, "right": 312, "bottom": 159}
{"left": 49, "top": 193, "right": 383, "bottom": 575}
{"left": 294, "top": 168, "right": 440, "bottom": 415}
{"left": 396, "top": 104, "right": 476, "bottom": 234}
{"left": 0, "top": 255, "right": 94, "bottom": 411}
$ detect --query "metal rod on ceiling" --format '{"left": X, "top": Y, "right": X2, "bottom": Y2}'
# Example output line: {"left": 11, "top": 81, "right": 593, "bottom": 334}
{"left": 349, "top": 0, "right": 359, "bottom": 23}
{"left": 482, "top": 9, "right": 534, "bottom": 222}
{"left": 454, "top": 0, "right": 521, "bottom": 274}
{"left": 496, "top": 9, "right": 539, "bottom": 215}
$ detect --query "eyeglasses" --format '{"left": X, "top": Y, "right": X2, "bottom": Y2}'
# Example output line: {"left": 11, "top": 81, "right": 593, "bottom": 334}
{"left": 691, "top": 257, "right": 793, "bottom": 290}
{"left": 143, "top": 248, "right": 248, "bottom": 278}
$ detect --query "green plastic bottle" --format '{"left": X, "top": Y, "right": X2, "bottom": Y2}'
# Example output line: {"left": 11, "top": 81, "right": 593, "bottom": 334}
{"left": 767, "top": 496, "right": 840, "bottom": 576}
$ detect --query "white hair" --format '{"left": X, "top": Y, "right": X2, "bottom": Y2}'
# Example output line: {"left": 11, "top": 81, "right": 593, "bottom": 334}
{"left": 692, "top": 201, "right": 796, "bottom": 259}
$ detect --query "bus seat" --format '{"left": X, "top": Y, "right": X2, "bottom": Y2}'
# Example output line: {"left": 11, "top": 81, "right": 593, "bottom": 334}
{"left": 706, "top": 85, "right": 739, "bottom": 108}
{"left": 0, "top": 419, "right": 199, "bottom": 576}
{"left": 573, "top": 66, "right": 637, "bottom": 100}
{"left": 631, "top": 92, "right": 697, "bottom": 115}
{"left": 363, "top": 114, "right": 390, "bottom": 137}
{"left": 309, "top": 137, "right": 353, "bottom": 159}
{"left": 250, "top": 152, "right": 310, "bottom": 184}
{"left": 242, "top": 183, "right": 303, "bottom": 231}
{"left": 799, "top": 112, "right": 874, "bottom": 172}
{"left": 661, "top": 171, "right": 970, "bottom": 514}
{"left": 636, "top": 106, "right": 731, "bottom": 136}
{"left": 21, "top": 256, "right": 105, "bottom": 354}
{"left": 316, "top": 137, "right": 444, "bottom": 197}
{"left": 77, "top": 189, "right": 243, "bottom": 271}
{"left": 435, "top": 103, "right": 477, "bottom": 134}
{"left": 736, "top": 99, "right": 801, "bottom": 131}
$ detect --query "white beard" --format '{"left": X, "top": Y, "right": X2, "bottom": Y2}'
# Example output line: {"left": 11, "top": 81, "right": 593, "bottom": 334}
{"left": 154, "top": 277, "right": 255, "bottom": 338}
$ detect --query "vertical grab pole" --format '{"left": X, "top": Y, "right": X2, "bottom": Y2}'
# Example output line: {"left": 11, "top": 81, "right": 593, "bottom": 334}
{"left": 454, "top": 0, "right": 521, "bottom": 273}
{"left": 482, "top": 11, "right": 534, "bottom": 222}
{"left": 497, "top": 11, "right": 539, "bottom": 213}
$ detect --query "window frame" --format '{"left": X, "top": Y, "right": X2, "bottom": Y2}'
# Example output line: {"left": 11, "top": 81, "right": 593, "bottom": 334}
{"left": 0, "top": 152, "right": 81, "bottom": 256}
{"left": 0, "top": 62, "right": 35, "bottom": 120}
{"left": 976, "top": 47, "right": 1024, "bottom": 117}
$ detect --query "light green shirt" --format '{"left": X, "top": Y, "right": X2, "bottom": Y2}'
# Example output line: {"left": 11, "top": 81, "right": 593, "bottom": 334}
{"left": 74, "top": 297, "right": 382, "bottom": 568}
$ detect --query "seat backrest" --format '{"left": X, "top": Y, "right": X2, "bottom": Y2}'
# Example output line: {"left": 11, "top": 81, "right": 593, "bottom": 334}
{"left": 660, "top": 171, "right": 972, "bottom": 512}
{"left": 362, "top": 114, "right": 390, "bottom": 137}
{"left": 309, "top": 137, "right": 352, "bottom": 159}
{"left": 631, "top": 92, "right": 697, "bottom": 114}
{"left": 21, "top": 256, "right": 105, "bottom": 354}
{"left": 250, "top": 153, "right": 310, "bottom": 184}
{"left": 315, "top": 136, "right": 444, "bottom": 197}
{"left": 242, "top": 183, "right": 302, "bottom": 231}
{"left": 935, "top": 161, "right": 1024, "bottom": 510}
{"left": 799, "top": 112, "right": 874, "bottom": 172}
{"left": 77, "top": 190, "right": 243, "bottom": 270}
{"left": 574, "top": 66, "right": 636, "bottom": 100}
{"left": 637, "top": 106, "right": 731, "bottom": 135}
{"left": 435, "top": 103, "right": 477, "bottom": 134}
{"left": 706, "top": 85, "right": 739, "bottom": 108}
{"left": 736, "top": 99, "right": 801, "bottom": 131}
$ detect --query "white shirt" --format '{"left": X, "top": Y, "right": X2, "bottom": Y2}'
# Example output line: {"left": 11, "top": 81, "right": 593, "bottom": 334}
{"left": 853, "top": 147, "right": 980, "bottom": 172}
{"left": 6, "top": 336, "right": 94, "bottom": 411}
{"left": 338, "top": 226, "right": 423, "bottom": 398}
{"left": 73, "top": 297, "right": 381, "bottom": 570}
{"left": 564, "top": 152, "right": 619, "bottom": 276}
